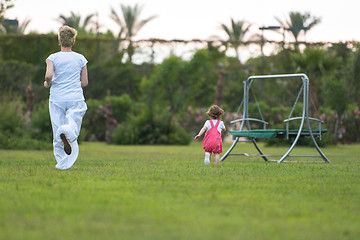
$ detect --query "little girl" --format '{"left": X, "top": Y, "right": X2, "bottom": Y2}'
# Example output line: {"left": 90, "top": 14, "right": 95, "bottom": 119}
{"left": 194, "top": 105, "right": 226, "bottom": 165}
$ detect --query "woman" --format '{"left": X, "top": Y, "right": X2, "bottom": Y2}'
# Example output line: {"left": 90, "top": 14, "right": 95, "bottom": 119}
{"left": 44, "top": 25, "right": 88, "bottom": 170}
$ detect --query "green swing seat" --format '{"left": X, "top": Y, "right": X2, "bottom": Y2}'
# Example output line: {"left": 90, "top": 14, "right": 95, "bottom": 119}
{"left": 229, "top": 128, "right": 328, "bottom": 139}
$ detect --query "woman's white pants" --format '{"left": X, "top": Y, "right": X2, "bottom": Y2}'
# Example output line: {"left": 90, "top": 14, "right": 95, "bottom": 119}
{"left": 49, "top": 101, "right": 87, "bottom": 170}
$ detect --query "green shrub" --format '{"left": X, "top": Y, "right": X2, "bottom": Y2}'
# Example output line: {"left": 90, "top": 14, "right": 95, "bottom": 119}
{"left": 106, "top": 94, "right": 134, "bottom": 122}
{"left": 82, "top": 99, "right": 106, "bottom": 141}
{"left": 86, "top": 63, "right": 141, "bottom": 100}
{"left": 31, "top": 100, "right": 52, "bottom": 142}
{"left": 168, "top": 123, "right": 191, "bottom": 145}
{"left": 0, "top": 97, "right": 51, "bottom": 150}
{"left": 0, "top": 60, "right": 44, "bottom": 102}
{"left": 0, "top": 98, "right": 25, "bottom": 135}
{"left": 0, "top": 133, "right": 52, "bottom": 150}
{"left": 112, "top": 106, "right": 191, "bottom": 145}
{"left": 339, "top": 104, "right": 360, "bottom": 143}
{"left": 82, "top": 95, "right": 136, "bottom": 142}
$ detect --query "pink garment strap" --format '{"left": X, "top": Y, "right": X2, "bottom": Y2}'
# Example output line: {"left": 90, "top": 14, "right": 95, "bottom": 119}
{"left": 210, "top": 120, "right": 214, "bottom": 127}
{"left": 210, "top": 120, "right": 220, "bottom": 128}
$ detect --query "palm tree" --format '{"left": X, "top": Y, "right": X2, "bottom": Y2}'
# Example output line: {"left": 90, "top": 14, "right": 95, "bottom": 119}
{"left": 17, "top": 18, "right": 31, "bottom": 34}
{"left": 220, "top": 18, "right": 251, "bottom": 61}
{"left": 276, "top": 11, "right": 321, "bottom": 46}
{"left": 1, "top": 18, "right": 31, "bottom": 34}
{"left": 0, "top": 0, "right": 14, "bottom": 33}
{"left": 110, "top": 3, "right": 156, "bottom": 62}
{"left": 57, "top": 12, "right": 95, "bottom": 36}
{"left": 0, "top": 0, "right": 14, "bottom": 23}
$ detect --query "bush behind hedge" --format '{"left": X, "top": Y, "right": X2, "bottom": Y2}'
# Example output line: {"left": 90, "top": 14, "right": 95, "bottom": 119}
{"left": 112, "top": 105, "right": 190, "bottom": 145}
{"left": 0, "top": 97, "right": 52, "bottom": 150}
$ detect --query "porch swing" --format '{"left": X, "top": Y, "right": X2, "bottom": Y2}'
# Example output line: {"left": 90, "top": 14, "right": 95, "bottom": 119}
{"left": 220, "top": 73, "right": 330, "bottom": 163}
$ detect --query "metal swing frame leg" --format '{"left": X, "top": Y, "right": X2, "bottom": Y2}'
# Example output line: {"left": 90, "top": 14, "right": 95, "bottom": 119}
{"left": 277, "top": 129, "right": 330, "bottom": 163}
{"left": 310, "top": 134, "right": 330, "bottom": 163}
{"left": 277, "top": 74, "right": 330, "bottom": 163}
{"left": 251, "top": 138, "right": 269, "bottom": 162}
{"left": 220, "top": 137, "right": 239, "bottom": 161}
{"left": 220, "top": 137, "right": 269, "bottom": 162}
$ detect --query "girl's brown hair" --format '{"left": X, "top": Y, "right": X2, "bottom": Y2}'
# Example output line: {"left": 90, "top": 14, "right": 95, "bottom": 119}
{"left": 58, "top": 25, "right": 77, "bottom": 47}
{"left": 206, "top": 105, "right": 225, "bottom": 120}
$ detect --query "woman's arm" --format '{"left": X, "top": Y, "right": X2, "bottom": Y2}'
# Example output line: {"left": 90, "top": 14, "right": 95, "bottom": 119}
{"left": 44, "top": 59, "right": 54, "bottom": 88}
{"left": 80, "top": 65, "right": 88, "bottom": 87}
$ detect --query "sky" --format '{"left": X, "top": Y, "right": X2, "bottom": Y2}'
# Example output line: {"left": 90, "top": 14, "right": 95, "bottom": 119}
{"left": 5, "top": 0, "right": 360, "bottom": 61}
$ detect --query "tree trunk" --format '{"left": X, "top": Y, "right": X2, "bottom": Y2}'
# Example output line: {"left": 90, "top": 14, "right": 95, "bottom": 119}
{"left": 215, "top": 69, "right": 225, "bottom": 106}
{"left": 105, "top": 94, "right": 115, "bottom": 144}
{"left": 309, "top": 82, "right": 318, "bottom": 117}
{"left": 334, "top": 116, "right": 339, "bottom": 145}
{"left": 25, "top": 83, "right": 34, "bottom": 126}
{"left": 127, "top": 40, "right": 134, "bottom": 63}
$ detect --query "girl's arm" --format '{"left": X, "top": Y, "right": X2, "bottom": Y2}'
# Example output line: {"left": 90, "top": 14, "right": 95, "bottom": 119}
{"left": 44, "top": 59, "right": 54, "bottom": 88}
{"left": 80, "top": 65, "right": 88, "bottom": 87}
{"left": 221, "top": 121, "right": 226, "bottom": 132}
{"left": 194, "top": 126, "right": 207, "bottom": 141}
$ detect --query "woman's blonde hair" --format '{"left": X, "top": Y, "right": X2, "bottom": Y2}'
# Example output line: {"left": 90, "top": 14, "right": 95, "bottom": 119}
{"left": 58, "top": 25, "right": 77, "bottom": 47}
{"left": 206, "top": 105, "right": 225, "bottom": 120}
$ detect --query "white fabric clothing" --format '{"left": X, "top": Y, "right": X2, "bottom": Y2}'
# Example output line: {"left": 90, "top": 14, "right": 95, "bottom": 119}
{"left": 49, "top": 101, "right": 87, "bottom": 170}
{"left": 47, "top": 52, "right": 87, "bottom": 102}
{"left": 204, "top": 152, "right": 210, "bottom": 165}
{"left": 203, "top": 120, "right": 225, "bottom": 133}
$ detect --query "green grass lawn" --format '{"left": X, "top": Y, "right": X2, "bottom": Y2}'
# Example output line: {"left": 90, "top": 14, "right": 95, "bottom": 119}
{"left": 0, "top": 142, "right": 359, "bottom": 240}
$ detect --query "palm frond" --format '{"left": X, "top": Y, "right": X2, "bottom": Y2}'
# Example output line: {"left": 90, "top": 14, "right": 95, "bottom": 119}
{"left": 82, "top": 14, "right": 95, "bottom": 29}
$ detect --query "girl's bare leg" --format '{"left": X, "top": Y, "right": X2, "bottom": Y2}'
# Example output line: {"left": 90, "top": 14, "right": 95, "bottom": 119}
{"left": 214, "top": 154, "right": 220, "bottom": 165}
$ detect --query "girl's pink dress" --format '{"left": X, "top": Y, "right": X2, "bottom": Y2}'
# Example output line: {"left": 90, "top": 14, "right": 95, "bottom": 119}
{"left": 202, "top": 120, "right": 222, "bottom": 154}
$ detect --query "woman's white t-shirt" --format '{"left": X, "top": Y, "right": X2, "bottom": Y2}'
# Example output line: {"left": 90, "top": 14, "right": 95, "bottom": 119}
{"left": 203, "top": 120, "right": 225, "bottom": 133}
{"left": 46, "top": 52, "right": 88, "bottom": 102}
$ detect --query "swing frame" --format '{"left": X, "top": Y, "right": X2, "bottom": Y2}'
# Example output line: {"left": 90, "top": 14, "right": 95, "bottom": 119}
{"left": 220, "top": 73, "right": 330, "bottom": 163}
